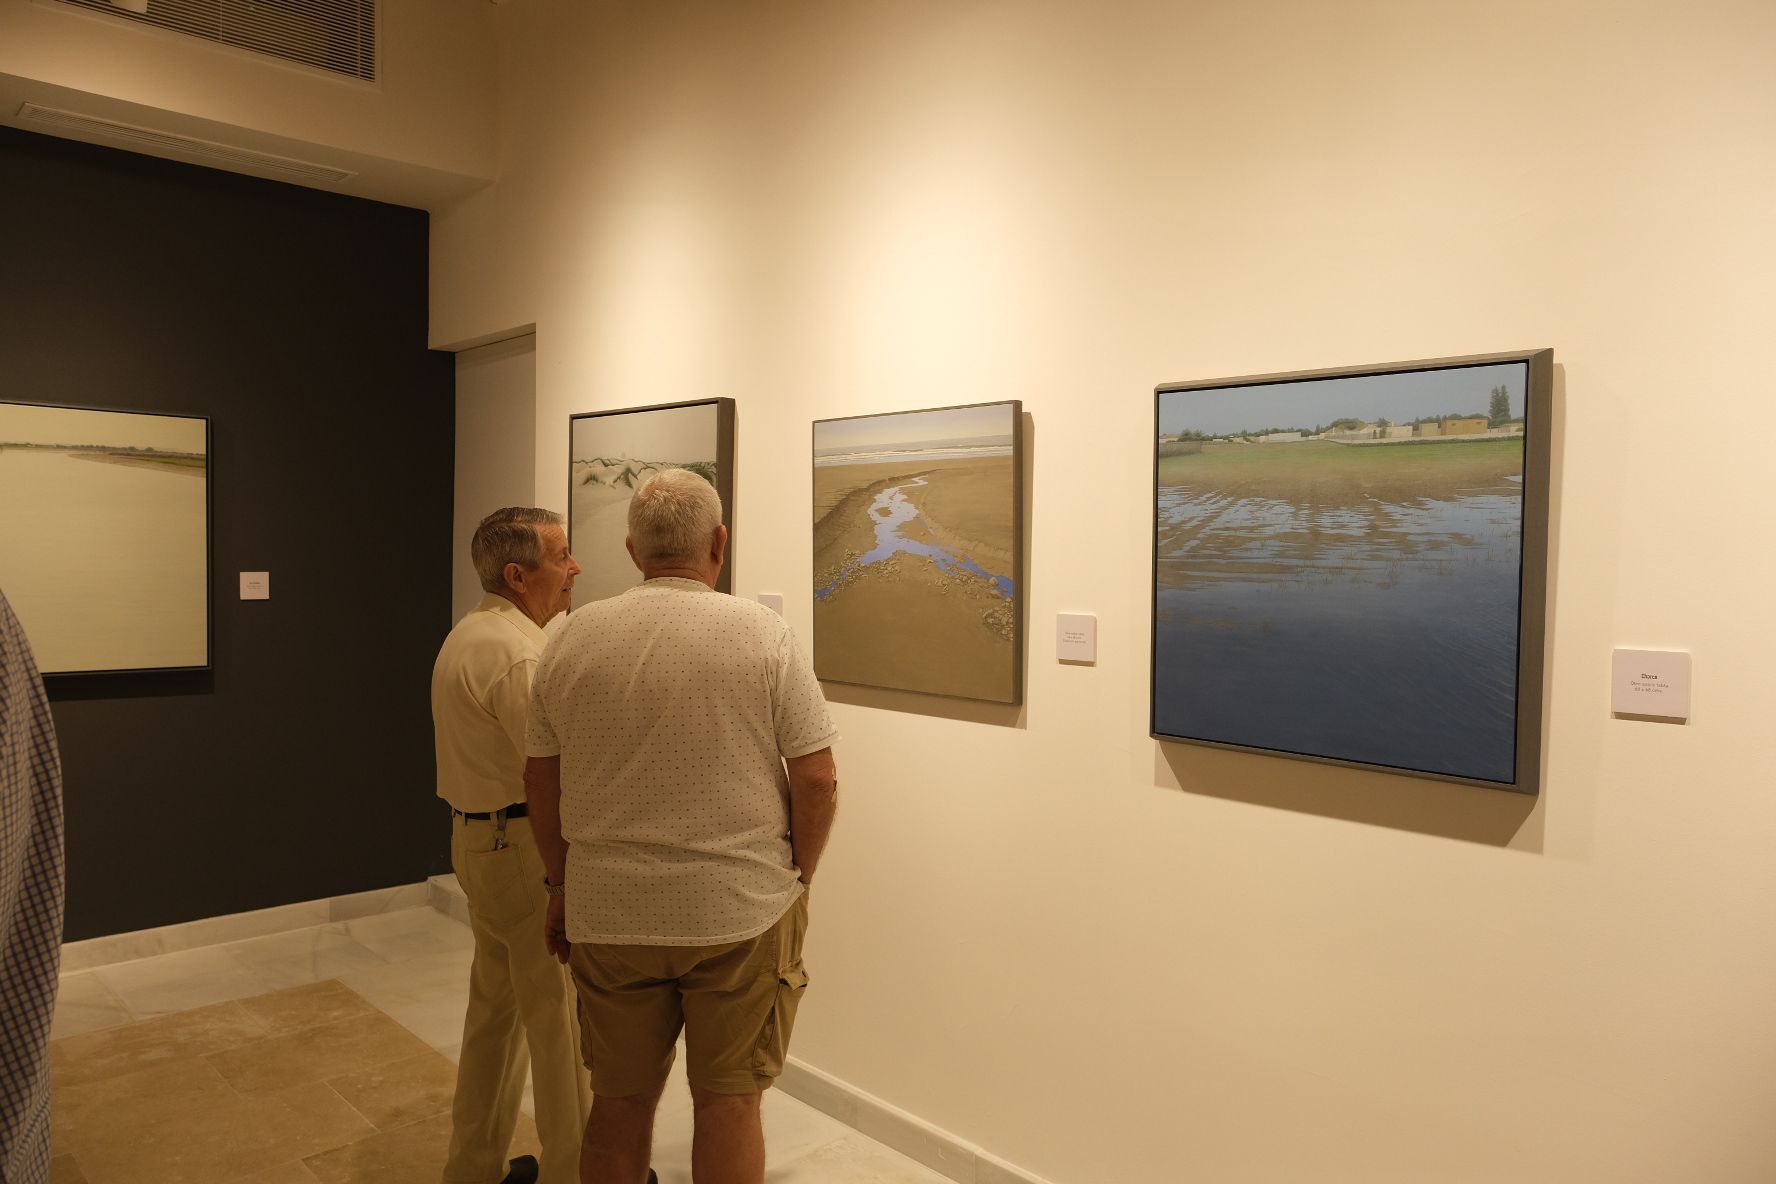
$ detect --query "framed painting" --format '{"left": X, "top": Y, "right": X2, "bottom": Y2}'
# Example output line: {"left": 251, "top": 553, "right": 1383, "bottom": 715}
{"left": 0, "top": 399, "right": 210, "bottom": 675}
{"left": 812, "top": 400, "right": 1023, "bottom": 704}
{"left": 1151, "top": 350, "right": 1552, "bottom": 793}
{"left": 568, "top": 398, "right": 735, "bottom": 607}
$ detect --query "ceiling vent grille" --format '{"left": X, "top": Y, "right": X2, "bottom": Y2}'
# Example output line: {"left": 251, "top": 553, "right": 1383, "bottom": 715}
{"left": 18, "top": 103, "right": 358, "bottom": 183}
{"left": 58, "top": 0, "right": 377, "bottom": 82}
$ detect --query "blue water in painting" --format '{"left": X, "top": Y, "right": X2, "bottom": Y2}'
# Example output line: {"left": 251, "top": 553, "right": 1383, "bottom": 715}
{"left": 1153, "top": 485, "right": 1523, "bottom": 783}
{"left": 816, "top": 477, "right": 1015, "bottom": 600}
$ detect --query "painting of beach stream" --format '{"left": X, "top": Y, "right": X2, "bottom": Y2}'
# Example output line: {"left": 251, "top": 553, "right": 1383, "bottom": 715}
{"left": 0, "top": 401, "right": 207, "bottom": 674}
{"left": 1154, "top": 364, "right": 1528, "bottom": 784}
{"left": 813, "top": 402, "right": 1020, "bottom": 702}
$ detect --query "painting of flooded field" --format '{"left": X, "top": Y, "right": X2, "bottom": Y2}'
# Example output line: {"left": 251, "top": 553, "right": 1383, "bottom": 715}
{"left": 0, "top": 400, "right": 208, "bottom": 674}
{"left": 1152, "top": 353, "right": 1551, "bottom": 791}
{"left": 569, "top": 398, "right": 734, "bottom": 607}
{"left": 813, "top": 401, "right": 1022, "bottom": 703}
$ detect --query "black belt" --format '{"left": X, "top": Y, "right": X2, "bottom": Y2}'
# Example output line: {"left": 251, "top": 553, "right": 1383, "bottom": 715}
{"left": 453, "top": 802, "right": 528, "bottom": 821}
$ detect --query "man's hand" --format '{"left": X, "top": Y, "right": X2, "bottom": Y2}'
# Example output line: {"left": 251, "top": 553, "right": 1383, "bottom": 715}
{"left": 544, "top": 894, "right": 570, "bottom": 965}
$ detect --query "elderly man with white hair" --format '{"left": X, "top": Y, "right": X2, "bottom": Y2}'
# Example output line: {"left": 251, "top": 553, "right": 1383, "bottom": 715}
{"left": 524, "top": 467, "right": 839, "bottom": 1184}
{"left": 432, "top": 507, "right": 590, "bottom": 1184}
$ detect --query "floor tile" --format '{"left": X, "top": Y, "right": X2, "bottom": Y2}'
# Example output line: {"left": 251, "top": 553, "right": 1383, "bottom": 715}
{"left": 53, "top": 909, "right": 963, "bottom": 1184}
{"left": 92, "top": 945, "right": 276, "bottom": 1020}
{"left": 326, "top": 1050, "right": 458, "bottom": 1131}
{"left": 335, "top": 947, "right": 475, "bottom": 1052}
{"left": 224, "top": 926, "right": 390, "bottom": 991}
{"left": 48, "top": 1154, "right": 89, "bottom": 1184}
{"left": 50, "top": 972, "right": 134, "bottom": 1040}
{"left": 301, "top": 1109, "right": 541, "bottom": 1184}
{"left": 52, "top": 999, "right": 269, "bottom": 1089}
{"left": 208, "top": 1011, "right": 436, "bottom": 1095}
{"left": 236, "top": 979, "right": 381, "bottom": 1037}
{"left": 66, "top": 1072, "right": 374, "bottom": 1184}
{"left": 769, "top": 1133, "right": 960, "bottom": 1183}
{"left": 234, "top": 1162, "right": 321, "bottom": 1183}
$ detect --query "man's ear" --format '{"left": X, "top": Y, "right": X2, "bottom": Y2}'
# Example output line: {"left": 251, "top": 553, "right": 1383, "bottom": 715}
{"left": 625, "top": 536, "right": 645, "bottom": 574}
{"left": 711, "top": 523, "right": 729, "bottom": 568}
{"left": 503, "top": 561, "right": 526, "bottom": 592}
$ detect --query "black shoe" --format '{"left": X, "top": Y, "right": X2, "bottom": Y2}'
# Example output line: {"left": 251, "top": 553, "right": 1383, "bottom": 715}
{"left": 499, "top": 1155, "right": 539, "bottom": 1184}
{"left": 647, "top": 1171, "right": 658, "bottom": 1184}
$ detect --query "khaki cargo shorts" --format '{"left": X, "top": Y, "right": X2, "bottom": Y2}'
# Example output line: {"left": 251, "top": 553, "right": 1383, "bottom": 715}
{"left": 567, "top": 892, "right": 809, "bottom": 1096}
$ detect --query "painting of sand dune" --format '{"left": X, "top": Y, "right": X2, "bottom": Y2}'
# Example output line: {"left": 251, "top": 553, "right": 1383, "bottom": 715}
{"left": 568, "top": 399, "right": 734, "bottom": 607}
{"left": 0, "top": 400, "right": 209, "bottom": 674}
{"left": 813, "top": 401, "right": 1022, "bottom": 703}
{"left": 1151, "top": 352, "right": 1551, "bottom": 793}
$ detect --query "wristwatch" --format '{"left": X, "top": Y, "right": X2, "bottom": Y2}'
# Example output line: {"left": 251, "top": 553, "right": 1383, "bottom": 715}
{"left": 542, "top": 876, "right": 566, "bottom": 897}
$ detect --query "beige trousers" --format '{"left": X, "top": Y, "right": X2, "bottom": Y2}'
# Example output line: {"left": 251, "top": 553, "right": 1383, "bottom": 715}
{"left": 443, "top": 813, "right": 591, "bottom": 1184}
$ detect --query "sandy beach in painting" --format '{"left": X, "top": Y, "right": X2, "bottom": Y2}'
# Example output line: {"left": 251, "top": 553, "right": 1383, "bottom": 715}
{"left": 813, "top": 454, "right": 1016, "bottom": 701}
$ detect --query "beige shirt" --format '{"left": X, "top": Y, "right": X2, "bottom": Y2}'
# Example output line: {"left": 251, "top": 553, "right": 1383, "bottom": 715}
{"left": 527, "top": 578, "right": 839, "bottom": 946}
{"left": 432, "top": 593, "right": 548, "bottom": 813}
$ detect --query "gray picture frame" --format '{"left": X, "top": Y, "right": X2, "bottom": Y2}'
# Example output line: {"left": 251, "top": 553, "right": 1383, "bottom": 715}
{"left": 1150, "top": 350, "right": 1552, "bottom": 794}
{"left": 567, "top": 397, "right": 736, "bottom": 606}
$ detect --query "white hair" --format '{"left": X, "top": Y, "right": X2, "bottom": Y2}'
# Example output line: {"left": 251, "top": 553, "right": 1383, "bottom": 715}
{"left": 627, "top": 467, "right": 722, "bottom": 563}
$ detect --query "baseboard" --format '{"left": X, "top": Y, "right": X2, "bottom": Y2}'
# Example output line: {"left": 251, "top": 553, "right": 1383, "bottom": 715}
{"left": 427, "top": 872, "right": 471, "bottom": 924}
{"left": 59, "top": 880, "right": 437, "bottom": 972}
{"left": 778, "top": 1057, "right": 1054, "bottom": 1184}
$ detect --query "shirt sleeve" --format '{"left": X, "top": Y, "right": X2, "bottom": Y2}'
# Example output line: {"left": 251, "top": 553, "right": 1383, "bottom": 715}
{"left": 486, "top": 657, "right": 536, "bottom": 762}
{"left": 773, "top": 625, "right": 839, "bottom": 759}
{"left": 525, "top": 638, "right": 562, "bottom": 758}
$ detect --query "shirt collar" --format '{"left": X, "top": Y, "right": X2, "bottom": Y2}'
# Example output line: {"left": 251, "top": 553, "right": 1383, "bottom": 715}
{"left": 476, "top": 592, "right": 549, "bottom": 647}
{"left": 639, "top": 577, "right": 713, "bottom": 593}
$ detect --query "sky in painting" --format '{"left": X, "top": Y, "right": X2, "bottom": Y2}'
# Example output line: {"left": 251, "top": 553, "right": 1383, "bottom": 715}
{"left": 0, "top": 402, "right": 205, "bottom": 453}
{"left": 572, "top": 402, "right": 717, "bottom": 461}
{"left": 816, "top": 403, "right": 1015, "bottom": 452}
{"left": 1158, "top": 362, "right": 1527, "bottom": 437}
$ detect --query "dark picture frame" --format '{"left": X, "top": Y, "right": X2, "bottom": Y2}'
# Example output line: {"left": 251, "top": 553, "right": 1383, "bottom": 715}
{"left": 811, "top": 399, "right": 1025, "bottom": 704}
{"left": 567, "top": 397, "right": 736, "bottom": 607}
{"left": 1150, "top": 350, "right": 1552, "bottom": 794}
{"left": 0, "top": 398, "right": 212, "bottom": 677}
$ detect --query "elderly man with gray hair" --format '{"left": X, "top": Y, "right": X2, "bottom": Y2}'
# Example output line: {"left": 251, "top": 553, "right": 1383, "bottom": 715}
{"left": 525, "top": 468, "right": 839, "bottom": 1184}
{"left": 432, "top": 507, "right": 589, "bottom": 1184}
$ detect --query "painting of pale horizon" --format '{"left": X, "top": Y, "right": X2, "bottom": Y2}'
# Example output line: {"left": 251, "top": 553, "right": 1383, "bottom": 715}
{"left": 0, "top": 401, "right": 208, "bottom": 674}
{"left": 813, "top": 401, "right": 1021, "bottom": 703}
{"left": 1152, "top": 362, "right": 1529, "bottom": 784}
{"left": 569, "top": 399, "right": 732, "bottom": 607}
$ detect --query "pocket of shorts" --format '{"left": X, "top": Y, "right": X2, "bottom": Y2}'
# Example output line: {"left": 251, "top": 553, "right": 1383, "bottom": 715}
{"left": 750, "top": 963, "right": 809, "bottom": 1080}
{"left": 458, "top": 844, "right": 536, "bottom": 926}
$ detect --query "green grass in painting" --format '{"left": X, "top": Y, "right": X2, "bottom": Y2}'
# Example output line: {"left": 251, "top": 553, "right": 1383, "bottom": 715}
{"left": 1159, "top": 437, "right": 1522, "bottom": 504}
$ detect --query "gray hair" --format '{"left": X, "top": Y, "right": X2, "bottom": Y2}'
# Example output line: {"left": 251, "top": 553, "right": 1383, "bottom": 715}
{"left": 472, "top": 507, "right": 565, "bottom": 592}
{"left": 627, "top": 468, "right": 722, "bottom": 564}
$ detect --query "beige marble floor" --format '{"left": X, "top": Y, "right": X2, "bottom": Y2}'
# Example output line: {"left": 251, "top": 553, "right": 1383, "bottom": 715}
{"left": 52, "top": 906, "right": 951, "bottom": 1184}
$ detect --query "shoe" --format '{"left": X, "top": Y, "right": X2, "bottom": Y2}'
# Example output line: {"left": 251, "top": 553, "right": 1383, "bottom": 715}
{"left": 499, "top": 1155, "right": 539, "bottom": 1184}
{"left": 647, "top": 1171, "right": 658, "bottom": 1184}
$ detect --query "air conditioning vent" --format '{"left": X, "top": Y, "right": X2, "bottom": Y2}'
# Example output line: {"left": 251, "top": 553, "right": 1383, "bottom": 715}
{"left": 18, "top": 103, "right": 358, "bottom": 184}
{"left": 59, "top": 0, "right": 377, "bottom": 82}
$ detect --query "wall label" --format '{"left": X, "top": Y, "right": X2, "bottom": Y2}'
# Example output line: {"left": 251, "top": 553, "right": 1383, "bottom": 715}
{"left": 1610, "top": 648, "right": 1690, "bottom": 720}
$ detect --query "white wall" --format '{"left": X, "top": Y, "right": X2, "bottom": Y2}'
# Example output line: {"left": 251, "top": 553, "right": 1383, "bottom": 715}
{"left": 0, "top": 0, "right": 495, "bottom": 206}
{"left": 434, "top": 2, "right": 1776, "bottom": 1181}
{"left": 453, "top": 334, "right": 538, "bottom": 622}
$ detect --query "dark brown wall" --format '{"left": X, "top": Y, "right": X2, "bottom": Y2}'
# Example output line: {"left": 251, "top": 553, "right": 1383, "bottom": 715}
{"left": 0, "top": 126, "right": 455, "bottom": 941}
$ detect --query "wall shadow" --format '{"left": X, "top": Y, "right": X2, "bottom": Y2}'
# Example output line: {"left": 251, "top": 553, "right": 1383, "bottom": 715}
{"left": 1154, "top": 739, "right": 1539, "bottom": 846}
{"left": 46, "top": 669, "right": 215, "bottom": 703}
{"left": 822, "top": 679, "right": 1026, "bottom": 727}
